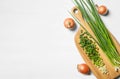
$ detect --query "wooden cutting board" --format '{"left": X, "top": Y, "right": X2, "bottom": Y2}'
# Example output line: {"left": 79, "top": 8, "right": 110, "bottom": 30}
{"left": 71, "top": 7, "right": 120, "bottom": 79}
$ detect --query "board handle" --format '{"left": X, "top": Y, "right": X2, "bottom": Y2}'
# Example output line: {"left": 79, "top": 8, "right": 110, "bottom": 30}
{"left": 71, "top": 7, "right": 85, "bottom": 24}
{"left": 71, "top": 6, "right": 98, "bottom": 42}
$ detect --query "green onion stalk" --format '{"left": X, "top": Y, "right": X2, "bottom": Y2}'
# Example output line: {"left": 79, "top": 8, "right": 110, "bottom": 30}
{"left": 72, "top": 0, "right": 120, "bottom": 70}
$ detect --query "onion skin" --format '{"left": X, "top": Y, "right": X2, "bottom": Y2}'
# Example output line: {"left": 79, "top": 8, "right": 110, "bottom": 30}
{"left": 98, "top": 5, "right": 108, "bottom": 15}
{"left": 64, "top": 18, "right": 75, "bottom": 29}
{"left": 77, "top": 64, "right": 90, "bottom": 74}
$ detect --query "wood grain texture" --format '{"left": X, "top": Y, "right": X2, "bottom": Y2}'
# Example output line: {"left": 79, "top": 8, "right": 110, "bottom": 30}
{"left": 72, "top": 7, "right": 120, "bottom": 79}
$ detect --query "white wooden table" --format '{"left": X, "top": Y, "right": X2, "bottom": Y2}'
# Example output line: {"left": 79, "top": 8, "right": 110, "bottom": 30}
{"left": 0, "top": 0, "right": 119, "bottom": 79}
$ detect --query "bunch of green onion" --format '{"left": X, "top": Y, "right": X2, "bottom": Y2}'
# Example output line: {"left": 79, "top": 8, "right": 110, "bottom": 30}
{"left": 72, "top": 0, "right": 120, "bottom": 70}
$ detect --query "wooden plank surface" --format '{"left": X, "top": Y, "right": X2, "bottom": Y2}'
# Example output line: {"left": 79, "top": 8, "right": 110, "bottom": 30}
{"left": 72, "top": 7, "right": 120, "bottom": 79}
